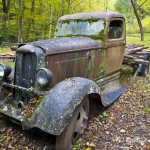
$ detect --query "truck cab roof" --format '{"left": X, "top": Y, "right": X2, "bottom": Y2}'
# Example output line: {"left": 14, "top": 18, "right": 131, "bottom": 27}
{"left": 58, "top": 12, "right": 125, "bottom": 22}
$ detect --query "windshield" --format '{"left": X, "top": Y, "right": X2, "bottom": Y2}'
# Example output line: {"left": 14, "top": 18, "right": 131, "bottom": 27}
{"left": 55, "top": 19, "right": 105, "bottom": 39}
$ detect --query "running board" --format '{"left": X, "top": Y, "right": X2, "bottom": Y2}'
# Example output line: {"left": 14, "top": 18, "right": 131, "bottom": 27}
{"left": 101, "top": 80, "right": 126, "bottom": 107}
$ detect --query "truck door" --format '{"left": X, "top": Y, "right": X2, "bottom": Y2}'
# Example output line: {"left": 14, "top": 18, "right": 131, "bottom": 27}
{"left": 104, "top": 18, "right": 125, "bottom": 76}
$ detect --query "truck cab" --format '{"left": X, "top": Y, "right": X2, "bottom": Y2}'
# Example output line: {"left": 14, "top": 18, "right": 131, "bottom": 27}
{"left": 0, "top": 12, "right": 126, "bottom": 150}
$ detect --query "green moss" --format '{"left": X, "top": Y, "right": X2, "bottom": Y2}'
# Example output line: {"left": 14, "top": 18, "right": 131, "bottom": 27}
{"left": 60, "top": 20, "right": 70, "bottom": 24}
{"left": 61, "top": 18, "right": 101, "bottom": 25}
{"left": 24, "top": 111, "right": 33, "bottom": 119}
{"left": 77, "top": 18, "right": 100, "bottom": 22}
{"left": 98, "top": 30, "right": 105, "bottom": 41}
{"left": 56, "top": 34, "right": 74, "bottom": 37}
{"left": 24, "top": 94, "right": 47, "bottom": 119}
{"left": 35, "top": 94, "right": 46, "bottom": 108}
{"left": 88, "top": 34, "right": 99, "bottom": 39}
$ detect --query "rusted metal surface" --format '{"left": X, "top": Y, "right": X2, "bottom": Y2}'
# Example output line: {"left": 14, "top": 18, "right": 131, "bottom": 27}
{"left": 58, "top": 12, "right": 124, "bottom": 22}
{"left": 46, "top": 48, "right": 105, "bottom": 86}
{"left": 28, "top": 37, "right": 101, "bottom": 55}
{"left": 104, "top": 44, "right": 126, "bottom": 75}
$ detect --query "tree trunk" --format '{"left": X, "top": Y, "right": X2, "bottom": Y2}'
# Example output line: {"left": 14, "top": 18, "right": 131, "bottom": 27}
{"left": 17, "top": 0, "right": 24, "bottom": 43}
{"left": 67, "top": 0, "right": 71, "bottom": 14}
{"left": 2, "top": 14, "right": 7, "bottom": 41}
{"left": 129, "top": 2, "right": 133, "bottom": 32}
{"left": 49, "top": 4, "right": 53, "bottom": 38}
{"left": 2, "top": 0, "right": 10, "bottom": 41}
{"left": 104, "top": 0, "right": 108, "bottom": 11}
{"left": 26, "top": 0, "right": 35, "bottom": 40}
{"left": 89, "top": 0, "right": 91, "bottom": 10}
{"left": 131, "top": 0, "right": 144, "bottom": 41}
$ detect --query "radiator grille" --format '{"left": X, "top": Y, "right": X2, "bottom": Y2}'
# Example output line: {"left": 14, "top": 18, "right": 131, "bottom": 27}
{"left": 14, "top": 53, "right": 37, "bottom": 100}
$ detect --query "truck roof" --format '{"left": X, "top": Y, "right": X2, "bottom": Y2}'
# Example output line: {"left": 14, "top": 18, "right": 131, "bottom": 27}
{"left": 58, "top": 12, "right": 125, "bottom": 22}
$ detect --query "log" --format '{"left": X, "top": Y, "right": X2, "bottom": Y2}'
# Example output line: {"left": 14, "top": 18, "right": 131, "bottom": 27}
{"left": 126, "top": 43, "right": 144, "bottom": 49}
{"left": 123, "top": 43, "right": 149, "bottom": 66}
{"left": 141, "top": 49, "right": 150, "bottom": 54}
{"left": 132, "top": 54, "right": 144, "bottom": 59}
{"left": 125, "top": 55, "right": 135, "bottom": 59}
{"left": 125, "top": 46, "right": 149, "bottom": 56}
{"left": 135, "top": 51, "right": 149, "bottom": 55}
{"left": 133, "top": 59, "right": 149, "bottom": 65}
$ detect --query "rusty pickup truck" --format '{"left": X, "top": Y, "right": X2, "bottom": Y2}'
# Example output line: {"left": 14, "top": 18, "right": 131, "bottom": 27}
{"left": 0, "top": 12, "right": 126, "bottom": 150}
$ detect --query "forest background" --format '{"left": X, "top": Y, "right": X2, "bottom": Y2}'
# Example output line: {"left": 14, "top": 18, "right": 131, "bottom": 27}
{"left": 0, "top": 0, "right": 150, "bottom": 43}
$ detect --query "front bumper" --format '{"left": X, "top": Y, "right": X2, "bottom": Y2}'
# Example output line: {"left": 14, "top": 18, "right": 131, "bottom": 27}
{"left": 0, "top": 82, "right": 47, "bottom": 127}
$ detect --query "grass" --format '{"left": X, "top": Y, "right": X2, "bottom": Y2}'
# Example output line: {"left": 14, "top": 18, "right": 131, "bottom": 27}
{"left": 127, "top": 33, "right": 150, "bottom": 48}
{"left": 0, "top": 47, "right": 14, "bottom": 54}
{"left": 0, "top": 61, "right": 14, "bottom": 66}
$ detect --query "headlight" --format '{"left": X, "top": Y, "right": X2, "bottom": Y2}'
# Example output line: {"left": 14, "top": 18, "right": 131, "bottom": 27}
{"left": 36, "top": 68, "right": 53, "bottom": 87}
{"left": 0, "top": 64, "right": 12, "bottom": 78}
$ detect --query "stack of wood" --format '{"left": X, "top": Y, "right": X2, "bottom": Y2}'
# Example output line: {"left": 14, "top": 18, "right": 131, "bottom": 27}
{"left": 0, "top": 52, "right": 15, "bottom": 61}
{"left": 124, "top": 43, "right": 150, "bottom": 65}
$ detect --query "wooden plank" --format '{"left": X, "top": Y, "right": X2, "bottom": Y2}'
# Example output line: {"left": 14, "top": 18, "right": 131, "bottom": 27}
{"left": 133, "top": 59, "right": 149, "bottom": 65}
{"left": 125, "top": 46, "right": 149, "bottom": 56}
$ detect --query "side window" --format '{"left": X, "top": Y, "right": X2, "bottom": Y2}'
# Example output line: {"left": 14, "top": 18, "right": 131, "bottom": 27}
{"left": 108, "top": 20, "right": 123, "bottom": 39}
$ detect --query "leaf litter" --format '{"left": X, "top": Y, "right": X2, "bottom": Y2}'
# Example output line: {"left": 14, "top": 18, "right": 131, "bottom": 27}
{"left": 0, "top": 66, "right": 149, "bottom": 150}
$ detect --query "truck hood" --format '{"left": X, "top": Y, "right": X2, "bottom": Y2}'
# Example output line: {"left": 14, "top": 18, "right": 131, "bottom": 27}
{"left": 26, "top": 37, "right": 101, "bottom": 55}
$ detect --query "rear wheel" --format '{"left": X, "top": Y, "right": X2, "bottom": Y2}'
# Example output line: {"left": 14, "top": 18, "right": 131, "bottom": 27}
{"left": 56, "top": 96, "right": 89, "bottom": 150}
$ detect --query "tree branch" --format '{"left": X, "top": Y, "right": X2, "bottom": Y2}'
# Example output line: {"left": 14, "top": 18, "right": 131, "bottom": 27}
{"left": 136, "top": 0, "right": 148, "bottom": 11}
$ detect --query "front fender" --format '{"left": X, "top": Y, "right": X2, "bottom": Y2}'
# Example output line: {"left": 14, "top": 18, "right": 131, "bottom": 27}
{"left": 27, "top": 77, "right": 101, "bottom": 135}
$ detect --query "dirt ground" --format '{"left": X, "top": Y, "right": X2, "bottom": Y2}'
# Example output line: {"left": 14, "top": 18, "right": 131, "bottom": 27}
{"left": 0, "top": 67, "right": 150, "bottom": 150}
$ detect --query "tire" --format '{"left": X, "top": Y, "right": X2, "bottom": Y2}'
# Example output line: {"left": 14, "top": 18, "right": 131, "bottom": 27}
{"left": 55, "top": 96, "right": 89, "bottom": 150}
{"left": 140, "top": 54, "right": 149, "bottom": 76}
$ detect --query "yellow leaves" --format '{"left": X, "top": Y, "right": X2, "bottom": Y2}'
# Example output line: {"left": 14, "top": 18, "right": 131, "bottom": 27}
{"left": 85, "top": 147, "right": 91, "bottom": 150}
{"left": 25, "top": 146, "right": 30, "bottom": 150}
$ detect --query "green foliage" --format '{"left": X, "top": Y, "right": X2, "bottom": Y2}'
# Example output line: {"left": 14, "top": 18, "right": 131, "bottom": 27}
{"left": 142, "top": 16, "right": 150, "bottom": 33}
{"left": 143, "top": 107, "right": 150, "bottom": 113}
{"left": 0, "top": 135, "right": 7, "bottom": 142}
{"left": 0, "top": 47, "right": 12, "bottom": 54}
{"left": 0, "top": 0, "right": 150, "bottom": 43}
{"left": 99, "top": 112, "right": 109, "bottom": 119}
{"left": 115, "top": 0, "right": 150, "bottom": 35}
{"left": 0, "top": 0, "right": 119, "bottom": 43}
{"left": 73, "top": 139, "right": 81, "bottom": 150}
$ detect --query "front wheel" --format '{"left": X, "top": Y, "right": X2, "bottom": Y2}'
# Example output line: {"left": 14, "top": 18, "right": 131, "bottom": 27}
{"left": 56, "top": 96, "right": 89, "bottom": 150}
